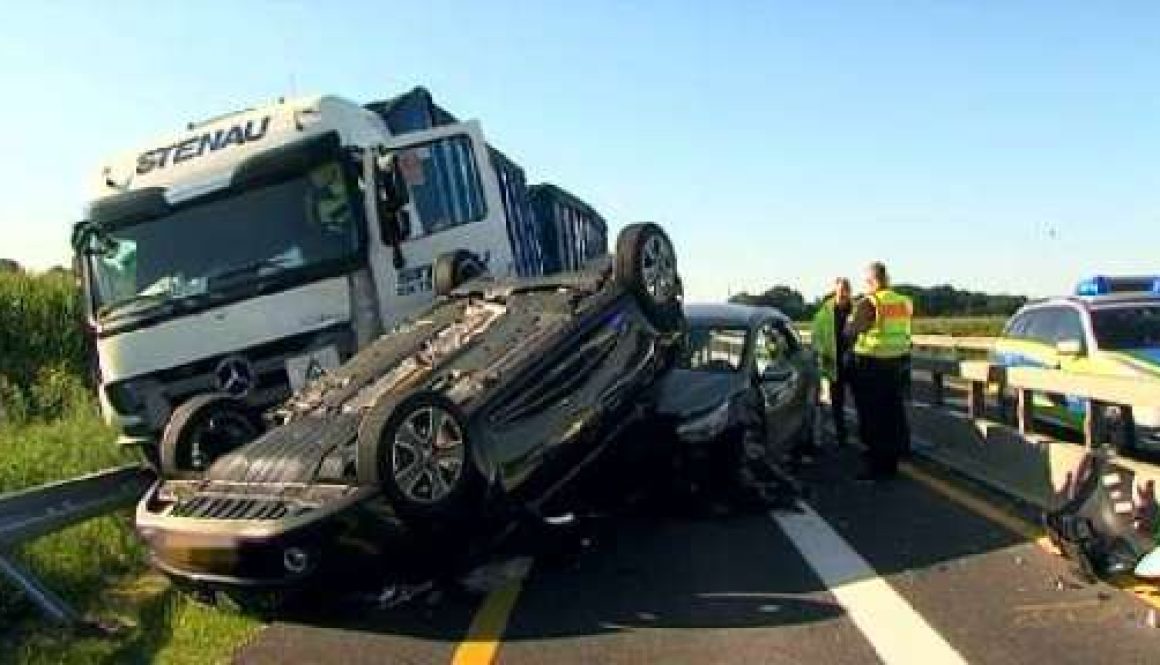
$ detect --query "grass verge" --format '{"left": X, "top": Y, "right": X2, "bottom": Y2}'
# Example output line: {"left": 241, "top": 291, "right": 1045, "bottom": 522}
{"left": 0, "top": 414, "right": 261, "bottom": 664}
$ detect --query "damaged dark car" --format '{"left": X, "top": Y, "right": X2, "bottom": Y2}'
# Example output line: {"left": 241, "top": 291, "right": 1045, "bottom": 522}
{"left": 135, "top": 223, "right": 685, "bottom": 605}
{"left": 653, "top": 303, "right": 816, "bottom": 506}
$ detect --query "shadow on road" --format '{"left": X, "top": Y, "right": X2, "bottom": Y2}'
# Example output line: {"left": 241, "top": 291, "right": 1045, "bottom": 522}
{"left": 251, "top": 445, "right": 1036, "bottom": 651}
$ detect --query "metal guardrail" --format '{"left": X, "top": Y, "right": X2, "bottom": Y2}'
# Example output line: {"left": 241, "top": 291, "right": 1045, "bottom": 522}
{"left": 809, "top": 333, "right": 1160, "bottom": 511}
{"left": 808, "top": 332, "right": 1160, "bottom": 450}
{"left": 912, "top": 340, "right": 1160, "bottom": 450}
{"left": 0, "top": 465, "right": 154, "bottom": 627}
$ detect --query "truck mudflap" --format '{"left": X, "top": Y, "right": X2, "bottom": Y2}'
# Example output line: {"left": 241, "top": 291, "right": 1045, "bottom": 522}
{"left": 1043, "top": 451, "right": 1159, "bottom": 580}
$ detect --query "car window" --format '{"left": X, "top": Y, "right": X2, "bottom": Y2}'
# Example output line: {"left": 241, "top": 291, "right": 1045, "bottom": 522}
{"left": 680, "top": 326, "right": 747, "bottom": 372}
{"left": 755, "top": 323, "right": 794, "bottom": 377}
{"left": 774, "top": 321, "right": 802, "bottom": 353}
{"left": 1023, "top": 308, "right": 1063, "bottom": 344}
{"left": 1051, "top": 308, "right": 1086, "bottom": 346}
{"left": 1092, "top": 305, "right": 1160, "bottom": 350}
{"left": 1004, "top": 312, "right": 1031, "bottom": 338}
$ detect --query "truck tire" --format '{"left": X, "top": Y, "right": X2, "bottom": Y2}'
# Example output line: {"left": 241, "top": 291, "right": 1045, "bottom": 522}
{"left": 160, "top": 394, "right": 263, "bottom": 479}
{"left": 614, "top": 223, "right": 682, "bottom": 328}
{"left": 434, "top": 250, "right": 487, "bottom": 297}
{"left": 356, "top": 392, "right": 483, "bottom": 523}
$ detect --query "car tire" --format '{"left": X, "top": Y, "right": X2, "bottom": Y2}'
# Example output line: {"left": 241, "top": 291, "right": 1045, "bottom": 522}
{"left": 160, "top": 394, "right": 263, "bottom": 480}
{"left": 614, "top": 223, "right": 682, "bottom": 328}
{"left": 434, "top": 250, "right": 487, "bottom": 297}
{"left": 357, "top": 392, "right": 483, "bottom": 523}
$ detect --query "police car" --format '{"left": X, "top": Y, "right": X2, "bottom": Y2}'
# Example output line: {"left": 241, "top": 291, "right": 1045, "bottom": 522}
{"left": 991, "top": 276, "right": 1160, "bottom": 454}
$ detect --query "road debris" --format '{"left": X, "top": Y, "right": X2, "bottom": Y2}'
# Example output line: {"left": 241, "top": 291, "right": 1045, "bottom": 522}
{"left": 460, "top": 557, "right": 534, "bottom": 595}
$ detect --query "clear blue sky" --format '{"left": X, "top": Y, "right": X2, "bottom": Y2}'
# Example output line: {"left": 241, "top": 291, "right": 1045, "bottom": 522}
{"left": 2, "top": 1, "right": 1158, "bottom": 301}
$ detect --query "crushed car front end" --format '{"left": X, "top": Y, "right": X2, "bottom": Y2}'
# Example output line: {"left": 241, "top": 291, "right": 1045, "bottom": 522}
{"left": 137, "top": 479, "right": 381, "bottom": 589}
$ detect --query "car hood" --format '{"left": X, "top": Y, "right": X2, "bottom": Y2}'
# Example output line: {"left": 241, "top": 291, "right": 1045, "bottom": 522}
{"left": 655, "top": 369, "right": 744, "bottom": 419}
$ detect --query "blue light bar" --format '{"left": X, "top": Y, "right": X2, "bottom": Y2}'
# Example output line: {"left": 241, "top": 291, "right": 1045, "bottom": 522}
{"left": 1076, "top": 276, "right": 1110, "bottom": 296}
{"left": 1076, "top": 275, "right": 1160, "bottom": 297}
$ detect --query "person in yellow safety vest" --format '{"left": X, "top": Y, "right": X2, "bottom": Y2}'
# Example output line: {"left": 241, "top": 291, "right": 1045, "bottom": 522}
{"left": 846, "top": 261, "right": 914, "bottom": 481}
{"left": 811, "top": 277, "right": 854, "bottom": 447}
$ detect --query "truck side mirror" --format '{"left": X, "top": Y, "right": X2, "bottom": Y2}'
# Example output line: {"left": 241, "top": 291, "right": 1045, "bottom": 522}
{"left": 374, "top": 152, "right": 411, "bottom": 269}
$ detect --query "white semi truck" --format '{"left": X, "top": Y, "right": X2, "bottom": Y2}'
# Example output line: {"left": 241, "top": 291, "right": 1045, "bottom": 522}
{"left": 73, "top": 88, "right": 609, "bottom": 459}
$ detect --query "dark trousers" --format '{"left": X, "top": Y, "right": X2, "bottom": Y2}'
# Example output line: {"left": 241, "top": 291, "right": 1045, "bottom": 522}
{"left": 851, "top": 355, "right": 909, "bottom": 477}
{"left": 828, "top": 374, "right": 849, "bottom": 445}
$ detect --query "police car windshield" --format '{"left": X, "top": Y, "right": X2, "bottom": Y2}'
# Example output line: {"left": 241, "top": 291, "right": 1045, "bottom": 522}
{"left": 680, "top": 326, "right": 747, "bottom": 372}
{"left": 1091, "top": 305, "right": 1160, "bottom": 350}
{"left": 88, "top": 161, "right": 360, "bottom": 321}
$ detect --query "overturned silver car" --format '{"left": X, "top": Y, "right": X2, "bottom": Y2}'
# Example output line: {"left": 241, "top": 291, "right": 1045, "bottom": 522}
{"left": 135, "top": 223, "right": 684, "bottom": 601}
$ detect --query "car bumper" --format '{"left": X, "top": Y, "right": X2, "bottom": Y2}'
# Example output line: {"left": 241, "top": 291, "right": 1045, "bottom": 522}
{"left": 136, "top": 482, "right": 383, "bottom": 590}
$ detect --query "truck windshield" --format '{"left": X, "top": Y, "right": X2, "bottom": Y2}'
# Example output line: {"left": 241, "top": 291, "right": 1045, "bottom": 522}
{"left": 87, "top": 161, "right": 361, "bottom": 322}
{"left": 1092, "top": 305, "right": 1160, "bottom": 351}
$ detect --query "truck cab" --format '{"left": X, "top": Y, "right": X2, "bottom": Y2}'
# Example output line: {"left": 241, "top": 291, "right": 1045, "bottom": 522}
{"left": 74, "top": 89, "right": 606, "bottom": 458}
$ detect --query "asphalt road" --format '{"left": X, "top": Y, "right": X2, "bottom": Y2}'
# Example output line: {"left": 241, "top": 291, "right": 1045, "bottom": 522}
{"left": 236, "top": 446, "right": 1160, "bottom": 665}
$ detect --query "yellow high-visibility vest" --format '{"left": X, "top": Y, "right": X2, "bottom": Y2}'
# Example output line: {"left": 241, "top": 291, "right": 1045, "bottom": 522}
{"left": 854, "top": 289, "right": 913, "bottom": 358}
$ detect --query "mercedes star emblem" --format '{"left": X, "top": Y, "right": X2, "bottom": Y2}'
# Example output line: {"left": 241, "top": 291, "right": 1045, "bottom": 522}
{"left": 214, "top": 355, "right": 255, "bottom": 396}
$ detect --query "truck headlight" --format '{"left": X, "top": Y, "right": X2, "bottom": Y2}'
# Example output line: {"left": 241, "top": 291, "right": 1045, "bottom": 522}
{"left": 677, "top": 401, "right": 732, "bottom": 442}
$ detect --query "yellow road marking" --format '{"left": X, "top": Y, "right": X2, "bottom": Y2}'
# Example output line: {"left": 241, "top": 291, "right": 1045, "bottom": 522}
{"left": 899, "top": 461, "right": 1041, "bottom": 541}
{"left": 451, "top": 562, "right": 531, "bottom": 665}
{"left": 899, "top": 461, "right": 1160, "bottom": 611}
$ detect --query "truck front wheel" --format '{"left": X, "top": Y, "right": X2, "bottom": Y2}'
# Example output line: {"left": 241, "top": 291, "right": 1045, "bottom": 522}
{"left": 160, "top": 394, "right": 263, "bottom": 479}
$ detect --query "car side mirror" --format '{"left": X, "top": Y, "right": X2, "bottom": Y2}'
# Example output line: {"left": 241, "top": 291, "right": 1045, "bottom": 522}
{"left": 1056, "top": 338, "right": 1084, "bottom": 358}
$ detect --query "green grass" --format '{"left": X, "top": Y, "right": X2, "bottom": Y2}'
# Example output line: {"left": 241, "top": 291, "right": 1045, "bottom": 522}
{"left": 1, "top": 270, "right": 260, "bottom": 663}
{"left": 0, "top": 413, "right": 261, "bottom": 664}
{"left": 796, "top": 316, "right": 1006, "bottom": 338}
{"left": 0, "top": 271, "right": 90, "bottom": 424}
{"left": 911, "top": 316, "right": 1005, "bottom": 337}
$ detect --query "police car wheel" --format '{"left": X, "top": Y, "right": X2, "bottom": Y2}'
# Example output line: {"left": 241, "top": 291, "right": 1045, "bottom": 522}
{"left": 434, "top": 250, "right": 487, "bottom": 297}
{"left": 160, "top": 394, "right": 263, "bottom": 480}
{"left": 615, "top": 223, "right": 681, "bottom": 327}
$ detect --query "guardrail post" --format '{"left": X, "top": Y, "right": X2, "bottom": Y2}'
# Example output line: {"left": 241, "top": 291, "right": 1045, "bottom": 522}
{"left": 0, "top": 465, "right": 153, "bottom": 630}
{"left": 1017, "top": 389, "right": 1035, "bottom": 435}
{"left": 968, "top": 379, "right": 986, "bottom": 419}
{"left": 1084, "top": 399, "right": 1107, "bottom": 449}
{"left": 1118, "top": 406, "right": 1138, "bottom": 452}
{"left": 0, "top": 550, "right": 82, "bottom": 626}
{"left": 996, "top": 374, "right": 1010, "bottom": 422}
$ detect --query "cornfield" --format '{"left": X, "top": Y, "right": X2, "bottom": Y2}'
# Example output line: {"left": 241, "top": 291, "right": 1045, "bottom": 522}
{"left": 0, "top": 270, "right": 93, "bottom": 423}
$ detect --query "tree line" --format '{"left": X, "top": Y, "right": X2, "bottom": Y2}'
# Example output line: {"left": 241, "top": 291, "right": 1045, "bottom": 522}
{"left": 728, "top": 283, "right": 1027, "bottom": 321}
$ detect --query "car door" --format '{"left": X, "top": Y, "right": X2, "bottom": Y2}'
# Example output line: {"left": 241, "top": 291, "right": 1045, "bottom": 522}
{"left": 753, "top": 321, "right": 805, "bottom": 449}
{"left": 779, "top": 320, "right": 819, "bottom": 418}
{"left": 1017, "top": 307, "right": 1085, "bottom": 425}
{"left": 1049, "top": 306, "right": 1090, "bottom": 423}
{"left": 1014, "top": 308, "right": 1062, "bottom": 369}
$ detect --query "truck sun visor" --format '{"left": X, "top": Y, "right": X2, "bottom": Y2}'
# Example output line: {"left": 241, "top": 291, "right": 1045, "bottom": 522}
{"left": 230, "top": 131, "right": 342, "bottom": 191}
{"left": 85, "top": 187, "right": 170, "bottom": 229}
